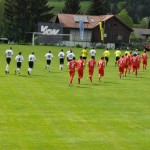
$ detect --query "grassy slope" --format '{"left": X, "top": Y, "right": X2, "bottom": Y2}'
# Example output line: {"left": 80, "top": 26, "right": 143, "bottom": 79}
{"left": 0, "top": 44, "right": 149, "bottom": 149}
{"left": 48, "top": 1, "right": 90, "bottom": 14}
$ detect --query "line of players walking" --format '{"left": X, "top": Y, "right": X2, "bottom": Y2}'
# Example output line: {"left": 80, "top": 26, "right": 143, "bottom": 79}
{"left": 4, "top": 46, "right": 148, "bottom": 86}
{"left": 103, "top": 48, "right": 148, "bottom": 79}
{"left": 5, "top": 47, "right": 36, "bottom": 75}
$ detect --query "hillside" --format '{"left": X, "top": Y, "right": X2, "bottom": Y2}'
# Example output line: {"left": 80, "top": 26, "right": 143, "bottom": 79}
{"left": 48, "top": 0, "right": 91, "bottom": 15}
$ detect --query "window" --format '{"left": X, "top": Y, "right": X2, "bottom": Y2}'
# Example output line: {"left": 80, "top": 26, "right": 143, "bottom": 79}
{"left": 91, "top": 18, "right": 95, "bottom": 23}
{"left": 118, "top": 35, "right": 122, "bottom": 40}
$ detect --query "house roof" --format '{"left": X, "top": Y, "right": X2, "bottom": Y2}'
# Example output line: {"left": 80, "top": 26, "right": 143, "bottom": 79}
{"left": 133, "top": 28, "right": 150, "bottom": 39}
{"left": 56, "top": 14, "right": 133, "bottom": 31}
{"left": 56, "top": 14, "right": 113, "bottom": 29}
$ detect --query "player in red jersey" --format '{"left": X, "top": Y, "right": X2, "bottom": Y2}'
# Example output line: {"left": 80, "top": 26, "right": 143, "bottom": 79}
{"left": 131, "top": 53, "right": 138, "bottom": 77}
{"left": 87, "top": 56, "right": 96, "bottom": 83}
{"left": 118, "top": 55, "right": 125, "bottom": 79}
{"left": 124, "top": 53, "right": 128, "bottom": 77}
{"left": 98, "top": 56, "right": 105, "bottom": 81}
{"left": 68, "top": 57, "right": 77, "bottom": 86}
{"left": 77, "top": 56, "right": 85, "bottom": 84}
{"left": 136, "top": 53, "right": 141, "bottom": 70}
{"left": 141, "top": 50, "right": 148, "bottom": 70}
{"left": 128, "top": 51, "right": 132, "bottom": 74}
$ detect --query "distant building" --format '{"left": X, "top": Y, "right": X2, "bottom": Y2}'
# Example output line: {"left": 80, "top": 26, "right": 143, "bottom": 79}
{"left": 55, "top": 14, "right": 133, "bottom": 48}
{"left": 133, "top": 28, "right": 150, "bottom": 41}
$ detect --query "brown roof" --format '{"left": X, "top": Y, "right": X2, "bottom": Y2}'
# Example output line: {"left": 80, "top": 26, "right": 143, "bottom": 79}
{"left": 56, "top": 14, "right": 113, "bottom": 29}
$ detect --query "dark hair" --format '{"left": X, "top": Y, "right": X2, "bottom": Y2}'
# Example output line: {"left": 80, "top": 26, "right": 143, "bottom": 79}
{"left": 19, "top": 52, "right": 22, "bottom": 55}
{"left": 80, "top": 56, "right": 82, "bottom": 59}
{"left": 91, "top": 56, "right": 95, "bottom": 59}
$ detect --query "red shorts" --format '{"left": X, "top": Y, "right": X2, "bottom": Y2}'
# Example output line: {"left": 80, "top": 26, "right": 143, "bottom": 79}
{"left": 143, "top": 60, "right": 147, "bottom": 65}
{"left": 98, "top": 68, "right": 104, "bottom": 76}
{"left": 119, "top": 67, "right": 124, "bottom": 74}
{"left": 89, "top": 68, "right": 94, "bottom": 76}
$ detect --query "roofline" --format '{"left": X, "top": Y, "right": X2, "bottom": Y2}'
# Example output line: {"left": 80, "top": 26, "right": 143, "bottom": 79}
{"left": 92, "top": 15, "right": 133, "bottom": 31}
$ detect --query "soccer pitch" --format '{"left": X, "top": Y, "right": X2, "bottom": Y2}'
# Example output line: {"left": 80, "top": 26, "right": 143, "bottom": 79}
{"left": 0, "top": 44, "right": 149, "bottom": 150}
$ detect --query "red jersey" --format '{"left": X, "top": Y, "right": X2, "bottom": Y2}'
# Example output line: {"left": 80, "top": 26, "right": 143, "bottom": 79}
{"left": 136, "top": 55, "right": 141, "bottom": 62}
{"left": 142, "top": 53, "right": 148, "bottom": 61}
{"left": 77, "top": 59, "right": 84, "bottom": 69}
{"left": 118, "top": 58, "right": 125, "bottom": 68}
{"left": 98, "top": 60, "right": 105, "bottom": 69}
{"left": 131, "top": 56, "right": 138, "bottom": 66}
{"left": 68, "top": 60, "right": 77, "bottom": 72}
{"left": 88, "top": 59, "right": 96, "bottom": 69}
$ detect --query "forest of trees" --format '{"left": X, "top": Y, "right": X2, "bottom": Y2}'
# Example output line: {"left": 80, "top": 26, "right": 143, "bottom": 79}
{"left": 0, "top": 0, "right": 150, "bottom": 43}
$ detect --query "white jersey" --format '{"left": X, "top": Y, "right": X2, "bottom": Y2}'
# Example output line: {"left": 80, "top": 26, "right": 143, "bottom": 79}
{"left": 5, "top": 49, "right": 14, "bottom": 58}
{"left": 58, "top": 52, "right": 65, "bottom": 59}
{"left": 28, "top": 54, "right": 36, "bottom": 62}
{"left": 15, "top": 55, "right": 24, "bottom": 62}
{"left": 66, "top": 50, "right": 71, "bottom": 55}
{"left": 89, "top": 49, "right": 96, "bottom": 56}
{"left": 45, "top": 53, "right": 53, "bottom": 60}
{"left": 67, "top": 52, "right": 75, "bottom": 61}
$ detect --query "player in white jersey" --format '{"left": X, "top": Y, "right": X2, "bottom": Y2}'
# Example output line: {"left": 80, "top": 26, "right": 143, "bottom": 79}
{"left": 67, "top": 50, "right": 75, "bottom": 62}
{"left": 89, "top": 48, "right": 96, "bottom": 58}
{"left": 58, "top": 49, "right": 65, "bottom": 70}
{"left": 5, "top": 47, "right": 14, "bottom": 74}
{"left": 28, "top": 52, "right": 36, "bottom": 75}
{"left": 45, "top": 51, "right": 53, "bottom": 72}
{"left": 15, "top": 52, "right": 24, "bottom": 75}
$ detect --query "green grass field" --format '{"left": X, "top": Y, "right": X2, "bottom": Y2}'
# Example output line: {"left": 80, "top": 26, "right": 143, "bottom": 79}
{"left": 0, "top": 44, "right": 149, "bottom": 150}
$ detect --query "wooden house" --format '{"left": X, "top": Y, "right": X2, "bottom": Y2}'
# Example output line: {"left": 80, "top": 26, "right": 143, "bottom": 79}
{"left": 55, "top": 14, "right": 133, "bottom": 47}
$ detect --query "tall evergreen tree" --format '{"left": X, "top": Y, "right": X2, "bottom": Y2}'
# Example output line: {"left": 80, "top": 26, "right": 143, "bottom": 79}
{"left": 87, "top": 0, "right": 111, "bottom": 15}
{"left": 3, "top": 0, "right": 16, "bottom": 41}
{"left": 116, "top": 9, "right": 133, "bottom": 28}
{"left": 124, "top": 0, "right": 149, "bottom": 23}
{"left": 4, "top": 0, "right": 54, "bottom": 42}
{"left": 62, "top": 0, "right": 81, "bottom": 14}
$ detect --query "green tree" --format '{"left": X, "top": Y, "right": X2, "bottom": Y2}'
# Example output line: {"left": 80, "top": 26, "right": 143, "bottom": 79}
{"left": 147, "top": 17, "right": 150, "bottom": 29}
{"left": 116, "top": 9, "right": 133, "bottom": 28}
{"left": 4, "top": 0, "right": 54, "bottom": 42}
{"left": 0, "top": 0, "right": 5, "bottom": 36}
{"left": 125, "top": 0, "right": 150, "bottom": 23}
{"left": 62, "top": 0, "right": 81, "bottom": 14}
{"left": 87, "top": 0, "right": 111, "bottom": 15}
{"left": 130, "top": 32, "right": 140, "bottom": 43}
{"left": 137, "top": 17, "right": 149, "bottom": 29}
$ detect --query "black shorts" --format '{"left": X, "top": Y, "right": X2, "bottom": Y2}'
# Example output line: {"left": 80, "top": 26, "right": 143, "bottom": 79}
{"left": 116, "top": 56, "right": 120, "bottom": 61}
{"left": 28, "top": 61, "right": 34, "bottom": 68}
{"left": 47, "top": 60, "right": 51, "bottom": 65}
{"left": 6, "top": 57, "right": 11, "bottom": 64}
{"left": 82, "top": 57, "right": 87, "bottom": 60}
{"left": 17, "top": 62, "right": 22, "bottom": 68}
{"left": 60, "top": 58, "right": 64, "bottom": 64}
{"left": 105, "top": 57, "right": 109, "bottom": 62}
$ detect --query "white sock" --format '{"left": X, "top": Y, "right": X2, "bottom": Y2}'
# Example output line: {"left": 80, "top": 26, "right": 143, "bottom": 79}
{"left": 47, "top": 65, "right": 50, "bottom": 71}
{"left": 18, "top": 68, "right": 20, "bottom": 74}
{"left": 6, "top": 64, "right": 9, "bottom": 71}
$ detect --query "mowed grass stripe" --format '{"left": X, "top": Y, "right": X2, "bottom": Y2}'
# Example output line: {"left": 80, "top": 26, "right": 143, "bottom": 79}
{"left": 0, "top": 44, "right": 149, "bottom": 149}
